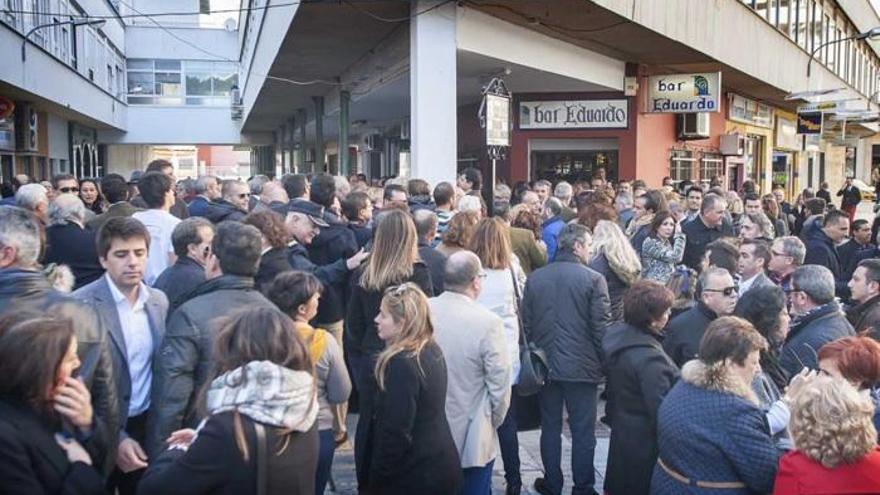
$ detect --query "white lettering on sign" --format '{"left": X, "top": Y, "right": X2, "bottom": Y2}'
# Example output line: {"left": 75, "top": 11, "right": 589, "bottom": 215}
{"left": 519, "top": 100, "right": 628, "bottom": 129}
{"left": 646, "top": 72, "right": 722, "bottom": 114}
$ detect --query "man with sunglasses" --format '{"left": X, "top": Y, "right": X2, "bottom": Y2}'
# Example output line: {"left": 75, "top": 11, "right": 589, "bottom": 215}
{"left": 663, "top": 267, "right": 738, "bottom": 367}
{"left": 52, "top": 173, "right": 79, "bottom": 196}
{"left": 780, "top": 265, "right": 854, "bottom": 377}
{"left": 203, "top": 180, "right": 249, "bottom": 223}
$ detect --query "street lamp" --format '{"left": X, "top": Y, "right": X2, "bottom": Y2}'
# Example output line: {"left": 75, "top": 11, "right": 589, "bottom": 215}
{"left": 807, "top": 26, "right": 880, "bottom": 77}
{"left": 21, "top": 18, "right": 107, "bottom": 62}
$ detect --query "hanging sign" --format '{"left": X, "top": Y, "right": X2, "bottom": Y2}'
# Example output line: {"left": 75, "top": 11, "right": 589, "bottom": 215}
{"left": 728, "top": 93, "right": 774, "bottom": 128}
{"left": 797, "top": 112, "right": 822, "bottom": 135}
{"left": 518, "top": 99, "right": 628, "bottom": 129}
{"left": 485, "top": 93, "right": 510, "bottom": 146}
{"left": 646, "top": 72, "right": 722, "bottom": 113}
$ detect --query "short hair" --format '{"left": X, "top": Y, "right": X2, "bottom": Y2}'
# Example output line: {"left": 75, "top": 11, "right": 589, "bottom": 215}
{"left": 623, "top": 280, "right": 674, "bottom": 330}
{"left": 853, "top": 219, "right": 870, "bottom": 231}
{"left": 789, "top": 376, "right": 877, "bottom": 469}
{"left": 460, "top": 167, "right": 483, "bottom": 190}
{"left": 857, "top": 259, "right": 880, "bottom": 285}
{"left": 101, "top": 174, "right": 129, "bottom": 203}
{"left": 146, "top": 159, "right": 173, "bottom": 173}
{"left": 282, "top": 173, "right": 309, "bottom": 199}
{"left": 433, "top": 181, "right": 455, "bottom": 207}
{"left": 686, "top": 186, "right": 703, "bottom": 198}
{"left": 818, "top": 337, "right": 880, "bottom": 388}
{"left": 15, "top": 183, "right": 48, "bottom": 211}
{"left": 494, "top": 183, "right": 511, "bottom": 203}
{"left": 265, "top": 271, "right": 324, "bottom": 316}
{"left": 734, "top": 285, "right": 787, "bottom": 344}
{"left": 700, "top": 193, "right": 727, "bottom": 214}
{"left": 743, "top": 212, "right": 775, "bottom": 238}
{"left": 805, "top": 197, "right": 826, "bottom": 215}
{"left": 641, "top": 190, "right": 668, "bottom": 214}
{"left": 698, "top": 316, "right": 768, "bottom": 366}
{"left": 309, "top": 174, "right": 336, "bottom": 209}
{"left": 698, "top": 266, "right": 732, "bottom": 295}
{"left": 248, "top": 175, "right": 270, "bottom": 195}
{"left": 341, "top": 191, "right": 370, "bottom": 222}
{"left": 383, "top": 183, "right": 407, "bottom": 201}
{"left": 557, "top": 223, "right": 591, "bottom": 254}
{"left": 412, "top": 209, "right": 438, "bottom": 240}
{"left": 96, "top": 217, "right": 150, "bottom": 258}
{"left": 0, "top": 207, "right": 43, "bottom": 267}
{"left": 221, "top": 179, "right": 246, "bottom": 201}
{"left": 774, "top": 236, "right": 806, "bottom": 265}
{"left": 615, "top": 191, "right": 633, "bottom": 208}
{"left": 443, "top": 251, "right": 482, "bottom": 292}
{"left": 823, "top": 209, "right": 849, "bottom": 227}
{"left": 457, "top": 195, "right": 483, "bottom": 214}
{"left": 792, "top": 265, "right": 836, "bottom": 304}
{"left": 171, "top": 217, "right": 214, "bottom": 257}
{"left": 743, "top": 193, "right": 761, "bottom": 204}
{"left": 554, "top": 181, "right": 573, "bottom": 200}
{"left": 138, "top": 171, "right": 173, "bottom": 208}
{"left": 48, "top": 195, "right": 86, "bottom": 227}
{"left": 705, "top": 239, "right": 739, "bottom": 277}
{"left": 544, "top": 197, "right": 563, "bottom": 217}
{"left": 50, "top": 174, "right": 77, "bottom": 189}
{"left": 407, "top": 178, "right": 431, "bottom": 197}
{"left": 243, "top": 210, "right": 290, "bottom": 249}
{"left": 212, "top": 221, "right": 263, "bottom": 277}
{"left": 534, "top": 179, "right": 552, "bottom": 190}
{"left": 194, "top": 175, "right": 218, "bottom": 195}
{"left": 740, "top": 239, "right": 771, "bottom": 270}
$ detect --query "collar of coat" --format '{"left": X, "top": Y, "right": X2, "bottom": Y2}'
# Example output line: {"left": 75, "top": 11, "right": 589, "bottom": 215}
{"left": 680, "top": 359, "right": 759, "bottom": 406}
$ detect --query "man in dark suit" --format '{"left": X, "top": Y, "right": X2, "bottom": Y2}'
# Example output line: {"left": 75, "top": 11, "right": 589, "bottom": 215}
{"left": 736, "top": 239, "right": 775, "bottom": 296}
{"left": 153, "top": 217, "right": 215, "bottom": 313}
{"left": 73, "top": 217, "right": 168, "bottom": 495}
{"left": 43, "top": 194, "right": 104, "bottom": 289}
{"left": 413, "top": 209, "right": 447, "bottom": 295}
{"left": 87, "top": 174, "right": 140, "bottom": 232}
{"left": 186, "top": 175, "right": 221, "bottom": 218}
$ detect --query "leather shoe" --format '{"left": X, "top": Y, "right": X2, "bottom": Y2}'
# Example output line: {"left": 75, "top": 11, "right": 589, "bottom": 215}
{"left": 533, "top": 477, "right": 555, "bottom": 495}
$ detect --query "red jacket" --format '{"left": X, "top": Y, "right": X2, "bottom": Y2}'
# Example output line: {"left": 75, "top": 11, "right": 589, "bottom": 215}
{"left": 774, "top": 447, "right": 880, "bottom": 494}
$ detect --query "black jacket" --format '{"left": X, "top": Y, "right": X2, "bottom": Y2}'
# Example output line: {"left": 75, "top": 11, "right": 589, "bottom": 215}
{"left": 681, "top": 216, "right": 735, "bottom": 271}
{"left": 140, "top": 411, "right": 318, "bottom": 495}
{"left": 587, "top": 252, "right": 629, "bottom": 322}
{"left": 42, "top": 222, "right": 104, "bottom": 290}
{"left": 148, "top": 275, "right": 276, "bottom": 456}
{"left": 780, "top": 301, "right": 854, "bottom": 376}
{"left": 86, "top": 201, "right": 140, "bottom": 232}
{"left": 803, "top": 227, "right": 848, "bottom": 297}
{"left": 838, "top": 240, "right": 876, "bottom": 282}
{"left": 255, "top": 247, "right": 293, "bottom": 292}
{"left": 0, "top": 399, "right": 107, "bottom": 495}
{"left": 186, "top": 195, "right": 214, "bottom": 218}
{"left": 360, "top": 342, "right": 462, "bottom": 494}
{"left": 0, "top": 269, "right": 118, "bottom": 474}
{"left": 307, "top": 212, "right": 359, "bottom": 324}
{"left": 847, "top": 294, "right": 880, "bottom": 337}
{"left": 153, "top": 256, "right": 207, "bottom": 315}
{"left": 418, "top": 239, "right": 447, "bottom": 295}
{"left": 662, "top": 301, "right": 717, "bottom": 367}
{"left": 603, "top": 323, "right": 679, "bottom": 495}
{"left": 837, "top": 185, "right": 862, "bottom": 209}
{"left": 349, "top": 222, "right": 372, "bottom": 249}
{"left": 203, "top": 199, "right": 247, "bottom": 224}
{"left": 522, "top": 252, "right": 611, "bottom": 383}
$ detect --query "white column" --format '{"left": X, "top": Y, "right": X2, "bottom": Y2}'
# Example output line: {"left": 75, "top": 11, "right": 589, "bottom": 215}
{"left": 410, "top": 0, "right": 457, "bottom": 186}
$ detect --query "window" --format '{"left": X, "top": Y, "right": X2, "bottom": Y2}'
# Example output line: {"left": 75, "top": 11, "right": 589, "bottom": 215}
{"left": 825, "top": 17, "right": 835, "bottom": 73}
{"left": 812, "top": 2, "right": 823, "bottom": 61}
{"left": 797, "top": 0, "right": 810, "bottom": 49}
{"left": 779, "top": 0, "right": 792, "bottom": 35}
{"left": 670, "top": 150, "right": 694, "bottom": 183}
{"left": 128, "top": 59, "right": 239, "bottom": 105}
{"left": 700, "top": 154, "right": 724, "bottom": 184}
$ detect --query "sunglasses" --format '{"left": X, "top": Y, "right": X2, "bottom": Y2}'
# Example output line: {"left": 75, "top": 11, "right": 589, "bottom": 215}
{"left": 704, "top": 286, "right": 738, "bottom": 297}
{"left": 59, "top": 187, "right": 79, "bottom": 193}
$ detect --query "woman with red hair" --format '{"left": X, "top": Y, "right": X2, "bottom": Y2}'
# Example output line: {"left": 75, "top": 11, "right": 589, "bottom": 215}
{"left": 818, "top": 336, "right": 880, "bottom": 436}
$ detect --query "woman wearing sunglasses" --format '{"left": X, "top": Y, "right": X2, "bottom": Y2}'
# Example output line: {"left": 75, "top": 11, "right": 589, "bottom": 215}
{"left": 360, "top": 283, "right": 461, "bottom": 494}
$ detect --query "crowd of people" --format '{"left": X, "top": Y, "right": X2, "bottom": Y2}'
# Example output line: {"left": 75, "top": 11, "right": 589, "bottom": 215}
{"left": 3, "top": 162, "right": 880, "bottom": 495}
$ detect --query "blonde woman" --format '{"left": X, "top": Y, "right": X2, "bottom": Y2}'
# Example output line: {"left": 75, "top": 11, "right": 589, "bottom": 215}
{"left": 345, "top": 209, "right": 434, "bottom": 486}
{"left": 469, "top": 217, "right": 525, "bottom": 491}
{"left": 774, "top": 376, "right": 880, "bottom": 494}
{"left": 588, "top": 220, "right": 641, "bottom": 321}
{"left": 436, "top": 209, "right": 480, "bottom": 258}
{"left": 362, "top": 283, "right": 461, "bottom": 494}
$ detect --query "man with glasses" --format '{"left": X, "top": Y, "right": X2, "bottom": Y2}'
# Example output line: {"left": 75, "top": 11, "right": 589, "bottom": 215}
{"left": 781, "top": 265, "right": 854, "bottom": 377}
{"left": 52, "top": 173, "right": 80, "bottom": 196}
{"left": 768, "top": 236, "right": 805, "bottom": 294}
{"left": 663, "top": 267, "right": 738, "bottom": 367}
{"left": 202, "top": 180, "right": 249, "bottom": 223}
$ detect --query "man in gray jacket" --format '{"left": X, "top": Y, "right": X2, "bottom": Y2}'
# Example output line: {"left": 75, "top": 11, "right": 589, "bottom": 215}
{"left": 147, "top": 221, "right": 276, "bottom": 456}
{"left": 430, "top": 251, "right": 510, "bottom": 495}
{"left": 522, "top": 223, "right": 611, "bottom": 495}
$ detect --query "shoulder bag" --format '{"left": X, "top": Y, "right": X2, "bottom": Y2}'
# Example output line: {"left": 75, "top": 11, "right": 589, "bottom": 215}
{"left": 510, "top": 267, "right": 549, "bottom": 397}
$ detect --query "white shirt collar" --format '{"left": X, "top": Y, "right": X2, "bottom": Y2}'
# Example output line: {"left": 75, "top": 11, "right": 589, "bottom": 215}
{"left": 105, "top": 273, "right": 150, "bottom": 309}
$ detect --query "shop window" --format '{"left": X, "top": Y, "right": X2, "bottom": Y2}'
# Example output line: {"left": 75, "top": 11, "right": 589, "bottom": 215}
{"left": 700, "top": 153, "right": 724, "bottom": 185}
{"left": 670, "top": 150, "right": 695, "bottom": 183}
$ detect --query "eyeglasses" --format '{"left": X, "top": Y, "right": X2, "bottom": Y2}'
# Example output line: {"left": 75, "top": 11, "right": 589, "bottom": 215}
{"left": 59, "top": 187, "right": 79, "bottom": 193}
{"left": 704, "top": 286, "right": 738, "bottom": 297}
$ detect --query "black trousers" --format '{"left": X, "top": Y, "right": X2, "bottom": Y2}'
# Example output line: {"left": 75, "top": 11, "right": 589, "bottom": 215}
{"left": 108, "top": 411, "right": 148, "bottom": 495}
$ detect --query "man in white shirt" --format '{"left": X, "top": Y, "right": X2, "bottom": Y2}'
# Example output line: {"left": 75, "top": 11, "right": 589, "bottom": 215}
{"left": 73, "top": 217, "right": 168, "bottom": 495}
{"left": 132, "top": 171, "right": 180, "bottom": 285}
{"left": 737, "top": 239, "right": 775, "bottom": 296}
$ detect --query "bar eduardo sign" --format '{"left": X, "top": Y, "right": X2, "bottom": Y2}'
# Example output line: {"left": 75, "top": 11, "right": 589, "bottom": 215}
{"left": 519, "top": 99, "right": 628, "bottom": 129}
{"left": 647, "top": 72, "right": 722, "bottom": 113}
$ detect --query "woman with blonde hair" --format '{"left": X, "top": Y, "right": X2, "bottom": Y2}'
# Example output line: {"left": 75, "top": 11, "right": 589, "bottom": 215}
{"left": 361, "top": 283, "right": 461, "bottom": 494}
{"left": 436, "top": 209, "right": 480, "bottom": 257}
{"left": 346, "top": 209, "right": 434, "bottom": 487}
{"left": 774, "top": 375, "right": 880, "bottom": 494}
{"left": 588, "top": 220, "right": 641, "bottom": 321}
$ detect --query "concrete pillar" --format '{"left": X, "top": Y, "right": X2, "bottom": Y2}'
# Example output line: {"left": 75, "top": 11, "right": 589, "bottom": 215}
{"left": 339, "top": 90, "right": 351, "bottom": 177}
{"left": 313, "top": 96, "right": 325, "bottom": 174}
{"left": 297, "top": 109, "right": 307, "bottom": 173}
{"left": 410, "top": 0, "right": 457, "bottom": 185}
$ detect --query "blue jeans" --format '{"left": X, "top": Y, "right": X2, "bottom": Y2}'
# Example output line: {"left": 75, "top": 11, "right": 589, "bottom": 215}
{"left": 496, "top": 387, "right": 521, "bottom": 487}
{"left": 315, "top": 429, "right": 335, "bottom": 495}
{"left": 538, "top": 380, "right": 598, "bottom": 495}
{"left": 460, "top": 459, "right": 494, "bottom": 495}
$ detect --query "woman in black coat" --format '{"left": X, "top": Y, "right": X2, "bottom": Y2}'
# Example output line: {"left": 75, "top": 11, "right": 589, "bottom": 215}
{"left": 587, "top": 220, "right": 641, "bottom": 322}
{"left": 361, "top": 283, "right": 461, "bottom": 494}
{"left": 0, "top": 316, "right": 106, "bottom": 495}
{"left": 602, "top": 281, "right": 678, "bottom": 495}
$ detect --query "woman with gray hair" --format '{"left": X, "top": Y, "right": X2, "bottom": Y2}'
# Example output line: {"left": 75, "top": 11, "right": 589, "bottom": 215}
{"left": 739, "top": 212, "right": 775, "bottom": 242}
{"left": 42, "top": 194, "right": 103, "bottom": 290}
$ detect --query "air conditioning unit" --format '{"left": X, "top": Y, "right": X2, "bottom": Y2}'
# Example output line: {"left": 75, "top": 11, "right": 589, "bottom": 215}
{"left": 677, "top": 113, "right": 710, "bottom": 140}
{"left": 720, "top": 133, "right": 746, "bottom": 156}
{"left": 15, "top": 103, "right": 38, "bottom": 152}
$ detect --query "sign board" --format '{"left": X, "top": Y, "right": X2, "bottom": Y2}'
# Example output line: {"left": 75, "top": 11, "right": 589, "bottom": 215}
{"left": 796, "top": 99, "right": 858, "bottom": 113}
{"left": 775, "top": 116, "right": 800, "bottom": 150}
{"left": 519, "top": 99, "right": 628, "bottom": 129}
{"left": 728, "top": 93, "right": 774, "bottom": 128}
{"left": 485, "top": 93, "right": 510, "bottom": 146}
{"left": 646, "top": 72, "right": 721, "bottom": 113}
{"left": 797, "top": 112, "right": 822, "bottom": 134}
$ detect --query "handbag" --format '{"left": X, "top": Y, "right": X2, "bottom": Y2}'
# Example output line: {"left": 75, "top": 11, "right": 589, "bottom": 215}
{"left": 510, "top": 267, "right": 549, "bottom": 397}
